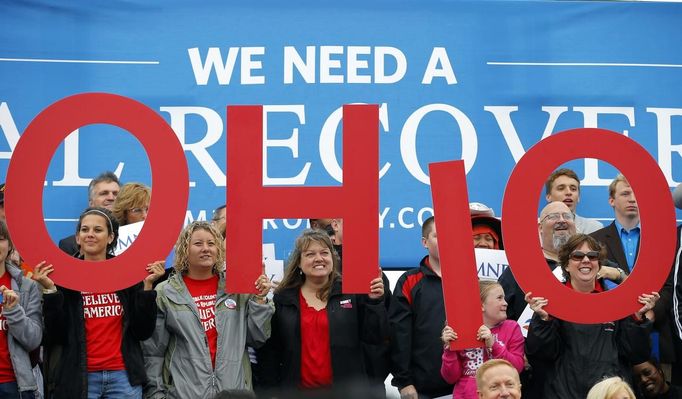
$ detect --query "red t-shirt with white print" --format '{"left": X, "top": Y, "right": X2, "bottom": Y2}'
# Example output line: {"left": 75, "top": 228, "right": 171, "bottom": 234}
{"left": 0, "top": 272, "right": 15, "bottom": 383}
{"left": 82, "top": 291, "right": 126, "bottom": 371}
{"left": 183, "top": 275, "right": 219, "bottom": 368}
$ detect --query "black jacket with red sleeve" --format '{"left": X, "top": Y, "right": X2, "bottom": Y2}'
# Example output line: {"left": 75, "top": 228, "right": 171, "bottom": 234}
{"left": 388, "top": 256, "right": 453, "bottom": 398}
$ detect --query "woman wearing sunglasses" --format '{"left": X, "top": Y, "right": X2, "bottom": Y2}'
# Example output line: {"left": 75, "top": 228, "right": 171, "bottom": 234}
{"left": 525, "top": 233, "right": 659, "bottom": 399}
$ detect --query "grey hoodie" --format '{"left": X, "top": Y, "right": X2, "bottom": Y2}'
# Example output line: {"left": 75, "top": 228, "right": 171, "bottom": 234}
{"left": 2, "top": 262, "right": 43, "bottom": 392}
{"left": 143, "top": 271, "right": 273, "bottom": 399}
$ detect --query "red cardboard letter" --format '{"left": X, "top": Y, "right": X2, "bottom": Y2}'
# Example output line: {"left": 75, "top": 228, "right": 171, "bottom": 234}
{"left": 430, "top": 160, "right": 483, "bottom": 349}
{"left": 226, "top": 105, "right": 379, "bottom": 293}
{"left": 502, "top": 128, "right": 676, "bottom": 323}
{"left": 5, "top": 93, "right": 189, "bottom": 293}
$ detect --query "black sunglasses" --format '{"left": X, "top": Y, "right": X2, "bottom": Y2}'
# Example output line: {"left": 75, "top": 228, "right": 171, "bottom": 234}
{"left": 569, "top": 250, "right": 600, "bottom": 261}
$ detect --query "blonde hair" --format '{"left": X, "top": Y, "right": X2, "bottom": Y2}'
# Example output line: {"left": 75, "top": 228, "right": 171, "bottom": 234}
{"left": 479, "top": 279, "right": 502, "bottom": 303}
{"left": 111, "top": 182, "right": 151, "bottom": 225}
{"left": 475, "top": 359, "right": 520, "bottom": 390}
{"left": 277, "top": 229, "right": 340, "bottom": 302}
{"left": 608, "top": 174, "right": 630, "bottom": 199}
{"left": 173, "top": 221, "right": 225, "bottom": 275}
{"left": 586, "top": 377, "right": 636, "bottom": 399}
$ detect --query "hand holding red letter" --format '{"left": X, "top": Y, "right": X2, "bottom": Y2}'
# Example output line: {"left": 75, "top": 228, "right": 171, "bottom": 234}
{"left": 253, "top": 263, "right": 272, "bottom": 303}
{"left": 143, "top": 261, "right": 166, "bottom": 291}
{"left": 525, "top": 292, "right": 549, "bottom": 321}
{"left": 477, "top": 325, "right": 494, "bottom": 349}
{"left": 635, "top": 291, "right": 660, "bottom": 321}
{"left": 368, "top": 269, "right": 384, "bottom": 300}
{"left": 441, "top": 325, "right": 458, "bottom": 349}
{"left": 32, "top": 261, "right": 56, "bottom": 291}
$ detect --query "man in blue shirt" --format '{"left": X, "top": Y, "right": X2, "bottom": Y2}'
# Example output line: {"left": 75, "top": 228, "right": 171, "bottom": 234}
{"left": 591, "top": 174, "right": 639, "bottom": 289}
{"left": 591, "top": 174, "right": 674, "bottom": 379}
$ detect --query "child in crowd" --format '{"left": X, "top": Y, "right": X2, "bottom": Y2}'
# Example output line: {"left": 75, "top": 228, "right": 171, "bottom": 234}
{"left": 440, "top": 280, "right": 524, "bottom": 399}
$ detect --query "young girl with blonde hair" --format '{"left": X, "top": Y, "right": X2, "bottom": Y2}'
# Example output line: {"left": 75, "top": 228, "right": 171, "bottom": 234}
{"left": 440, "top": 280, "right": 525, "bottom": 399}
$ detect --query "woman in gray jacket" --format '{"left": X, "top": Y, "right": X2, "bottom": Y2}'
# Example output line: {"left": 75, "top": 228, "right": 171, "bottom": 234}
{"left": 143, "top": 221, "right": 274, "bottom": 399}
{"left": 0, "top": 219, "right": 42, "bottom": 398}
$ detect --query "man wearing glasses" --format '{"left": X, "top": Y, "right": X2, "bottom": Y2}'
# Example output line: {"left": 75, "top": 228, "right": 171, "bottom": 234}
{"left": 499, "top": 201, "right": 576, "bottom": 322}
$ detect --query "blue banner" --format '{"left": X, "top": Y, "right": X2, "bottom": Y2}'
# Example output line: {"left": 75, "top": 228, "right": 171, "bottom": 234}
{"left": 1, "top": 0, "right": 681, "bottom": 268}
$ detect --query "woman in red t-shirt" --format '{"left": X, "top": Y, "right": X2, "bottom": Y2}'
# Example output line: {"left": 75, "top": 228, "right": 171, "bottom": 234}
{"left": 33, "top": 207, "right": 164, "bottom": 399}
{"left": 143, "top": 221, "right": 273, "bottom": 398}
{"left": 259, "top": 229, "right": 388, "bottom": 394}
{"left": 0, "top": 219, "right": 42, "bottom": 398}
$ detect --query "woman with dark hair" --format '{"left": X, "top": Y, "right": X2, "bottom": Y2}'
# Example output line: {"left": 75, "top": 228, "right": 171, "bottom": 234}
{"left": 142, "top": 221, "right": 273, "bottom": 398}
{"left": 0, "top": 220, "right": 42, "bottom": 398}
{"left": 259, "top": 229, "right": 387, "bottom": 395}
{"left": 525, "top": 233, "right": 659, "bottom": 399}
{"left": 33, "top": 207, "right": 164, "bottom": 399}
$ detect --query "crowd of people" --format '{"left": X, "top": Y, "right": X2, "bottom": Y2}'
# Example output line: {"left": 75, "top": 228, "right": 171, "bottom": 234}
{"left": 0, "top": 167, "right": 680, "bottom": 399}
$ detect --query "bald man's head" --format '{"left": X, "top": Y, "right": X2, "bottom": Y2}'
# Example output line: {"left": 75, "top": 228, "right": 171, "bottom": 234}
{"left": 539, "top": 201, "right": 576, "bottom": 256}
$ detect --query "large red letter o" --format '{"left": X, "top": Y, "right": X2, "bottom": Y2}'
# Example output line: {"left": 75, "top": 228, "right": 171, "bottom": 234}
{"left": 5, "top": 93, "right": 189, "bottom": 293}
{"left": 502, "top": 128, "right": 676, "bottom": 323}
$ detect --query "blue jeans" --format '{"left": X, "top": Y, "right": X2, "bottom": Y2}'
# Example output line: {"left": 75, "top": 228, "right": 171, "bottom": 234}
{"left": 0, "top": 381, "right": 35, "bottom": 398}
{"left": 87, "top": 370, "right": 141, "bottom": 399}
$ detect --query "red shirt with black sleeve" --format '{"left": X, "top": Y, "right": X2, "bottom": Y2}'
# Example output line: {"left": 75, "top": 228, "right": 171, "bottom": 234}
{"left": 299, "top": 290, "right": 333, "bottom": 388}
{"left": 82, "top": 291, "right": 126, "bottom": 371}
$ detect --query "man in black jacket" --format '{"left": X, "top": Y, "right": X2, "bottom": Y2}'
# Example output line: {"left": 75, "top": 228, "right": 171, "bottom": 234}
{"left": 389, "top": 216, "right": 452, "bottom": 399}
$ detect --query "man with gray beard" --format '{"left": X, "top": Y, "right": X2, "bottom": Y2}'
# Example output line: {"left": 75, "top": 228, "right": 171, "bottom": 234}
{"left": 499, "top": 201, "right": 576, "bottom": 321}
